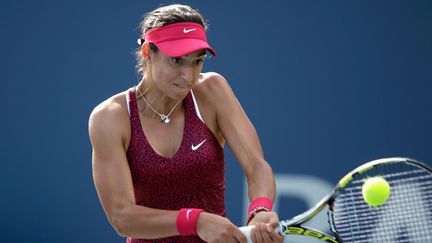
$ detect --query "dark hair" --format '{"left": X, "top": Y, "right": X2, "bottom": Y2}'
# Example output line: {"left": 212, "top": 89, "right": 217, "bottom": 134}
{"left": 135, "top": 4, "right": 208, "bottom": 78}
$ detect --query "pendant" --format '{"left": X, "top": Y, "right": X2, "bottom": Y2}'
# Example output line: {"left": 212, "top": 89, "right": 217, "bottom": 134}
{"left": 160, "top": 115, "right": 170, "bottom": 124}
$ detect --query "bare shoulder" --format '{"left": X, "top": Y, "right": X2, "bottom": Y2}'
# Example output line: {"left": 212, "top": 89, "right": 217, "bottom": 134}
{"left": 88, "top": 91, "right": 130, "bottom": 145}
{"left": 193, "top": 72, "right": 233, "bottom": 103}
{"left": 195, "top": 72, "right": 229, "bottom": 92}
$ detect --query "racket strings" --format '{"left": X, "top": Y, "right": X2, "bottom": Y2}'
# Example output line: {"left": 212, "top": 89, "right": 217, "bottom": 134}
{"left": 332, "top": 163, "right": 432, "bottom": 243}
{"left": 338, "top": 180, "right": 432, "bottom": 240}
{"left": 334, "top": 180, "right": 432, "bottom": 213}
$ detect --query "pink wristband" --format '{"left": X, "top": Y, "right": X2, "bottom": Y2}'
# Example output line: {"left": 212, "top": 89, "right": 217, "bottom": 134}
{"left": 176, "top": 208, "right": 204, "bottom": 236}
{"left": 248, "top": 197, "right": 273, "bottom": 214}
{"left": 247, "top": 197, "right": 273, "bottom": 224}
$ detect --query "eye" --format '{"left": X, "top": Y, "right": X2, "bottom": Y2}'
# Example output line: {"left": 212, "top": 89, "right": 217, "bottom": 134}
{"left": 172, "top": 57, "right": 182, "bottom": 64}
{"left": 194, "top": 59, "right": 204, "bottom": 65}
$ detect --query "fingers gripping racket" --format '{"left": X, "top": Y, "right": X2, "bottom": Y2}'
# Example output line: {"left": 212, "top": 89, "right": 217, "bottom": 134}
{"left": 240, "top": 157, "right": 432, "bottom": 242}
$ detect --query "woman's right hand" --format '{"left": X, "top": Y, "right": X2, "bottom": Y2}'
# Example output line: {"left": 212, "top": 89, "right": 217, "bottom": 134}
{"left": 196, "top": 212, "right": 247, "bottom": 243}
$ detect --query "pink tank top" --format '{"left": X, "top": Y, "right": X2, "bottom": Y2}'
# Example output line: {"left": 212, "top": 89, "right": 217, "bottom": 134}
{"left": 126, "top": 87, "right": 226, "bottom": 242}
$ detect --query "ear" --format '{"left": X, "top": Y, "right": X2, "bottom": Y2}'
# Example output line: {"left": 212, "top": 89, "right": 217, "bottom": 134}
{"left": 141, "top": 43, "right": 151, "bottom": 59}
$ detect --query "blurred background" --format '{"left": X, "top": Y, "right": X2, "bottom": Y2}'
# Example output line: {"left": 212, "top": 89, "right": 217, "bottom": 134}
{"left": 2, "top": 0, "right": 431, "bottom": 242}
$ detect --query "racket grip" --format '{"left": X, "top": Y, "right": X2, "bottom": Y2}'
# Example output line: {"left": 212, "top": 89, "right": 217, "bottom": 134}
{"left": 240, "top": 224, "right": 283, "bottom": 242}
{"left": 239, "top": 225, "right": 254, "bottom": 243}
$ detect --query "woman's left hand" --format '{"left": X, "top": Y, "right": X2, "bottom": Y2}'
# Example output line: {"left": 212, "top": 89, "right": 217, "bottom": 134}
{"left": 248, "top": 211, "right": 285, "bottom": 243}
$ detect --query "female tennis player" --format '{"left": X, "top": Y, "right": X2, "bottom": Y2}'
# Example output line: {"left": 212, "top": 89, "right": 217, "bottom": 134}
{"left": 89, "top": 4, "right": 284, "bottom": 243}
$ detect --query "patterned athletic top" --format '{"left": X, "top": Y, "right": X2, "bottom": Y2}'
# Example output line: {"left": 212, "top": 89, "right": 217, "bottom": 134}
{"left": 126, "top": 87, "right": 226, "bottom": 242}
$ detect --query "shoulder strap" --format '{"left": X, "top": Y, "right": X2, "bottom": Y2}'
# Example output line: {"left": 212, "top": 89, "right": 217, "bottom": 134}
{"left": 190, "top": 89, "right": 205, "bottom": 124}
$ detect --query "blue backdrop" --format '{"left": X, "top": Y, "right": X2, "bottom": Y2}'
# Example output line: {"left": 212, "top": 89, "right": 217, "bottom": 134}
{"left": 2, "top": 0, "right": 431, "bottom": 242}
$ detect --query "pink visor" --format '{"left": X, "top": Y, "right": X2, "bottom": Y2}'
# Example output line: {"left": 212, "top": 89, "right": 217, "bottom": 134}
{"left": 144, "top": 22, "right": 216, "bottom": 57}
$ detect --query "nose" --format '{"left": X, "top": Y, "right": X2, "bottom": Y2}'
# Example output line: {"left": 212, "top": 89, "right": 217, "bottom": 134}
{"left": 180, "top": 66, "right": 194, "bottom": 83}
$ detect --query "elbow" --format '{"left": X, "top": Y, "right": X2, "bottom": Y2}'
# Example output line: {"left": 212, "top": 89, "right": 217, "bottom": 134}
{"left": 260, "top": 159, "right": 272, "bottom": 171}
{"left": 246, "top": 159, "right": 276, "bottom": 184}
{"left": 111, "top": 218, "right": 127, "bottom": 237}
{"left": 112, "top": 222, "right": 127, "bottom": 237}
{"left": 248, "top": 158, "right": 273, "bottom": 176}
{"left": 110, "top": 208, "right": 130, "bottom": 237}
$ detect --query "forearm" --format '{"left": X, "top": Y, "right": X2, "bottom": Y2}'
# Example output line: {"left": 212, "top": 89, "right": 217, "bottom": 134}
{"left": 111, "top": 205, "right": 178, "bottom": 239}
{"left": 246, "top": 159, "right": 276, "bottom": 201}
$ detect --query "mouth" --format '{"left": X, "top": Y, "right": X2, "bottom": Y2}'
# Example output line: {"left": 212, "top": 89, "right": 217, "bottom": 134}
{"left": 174, "top": 83, "right": 188, "bottom": 89}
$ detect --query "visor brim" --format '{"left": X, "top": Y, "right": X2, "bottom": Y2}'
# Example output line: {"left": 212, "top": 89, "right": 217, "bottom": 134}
{"left": 154, "top": 39, "right": 216, "bottom": 57}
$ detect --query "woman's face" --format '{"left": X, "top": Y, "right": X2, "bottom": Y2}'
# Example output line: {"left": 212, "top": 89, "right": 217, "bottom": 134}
{"left": 147, "top": 49, "right": 207, "bottom": 99}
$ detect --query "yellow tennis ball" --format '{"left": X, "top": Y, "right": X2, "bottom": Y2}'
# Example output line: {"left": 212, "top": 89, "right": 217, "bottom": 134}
{"left": 362, "top": 177, "right": 391, "bottom": 206}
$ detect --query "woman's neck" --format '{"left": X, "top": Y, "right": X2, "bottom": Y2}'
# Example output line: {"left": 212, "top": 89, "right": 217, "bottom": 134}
{"left": 136, "top": 78, "right": 181, "bottom": 117}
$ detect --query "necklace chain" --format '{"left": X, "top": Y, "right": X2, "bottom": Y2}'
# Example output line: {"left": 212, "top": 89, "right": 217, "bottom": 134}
{"left": 136, "top": 86, "right": 181, "bottom": 124}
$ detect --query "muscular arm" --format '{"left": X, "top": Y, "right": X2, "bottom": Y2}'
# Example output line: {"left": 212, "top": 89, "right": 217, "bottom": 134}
{"left": 89, "top": 100, "right": 178, "bottom": 239}
{"left": 202, "top": 73, "right": 284, "bottom": 242}
{"left": 204, "top": 73, "right": 276, "bottom": 201}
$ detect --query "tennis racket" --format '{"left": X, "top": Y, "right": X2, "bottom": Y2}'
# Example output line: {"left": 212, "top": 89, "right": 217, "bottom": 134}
{"left": 240, "top": 157, "right": 432, "bottom": 242}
